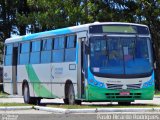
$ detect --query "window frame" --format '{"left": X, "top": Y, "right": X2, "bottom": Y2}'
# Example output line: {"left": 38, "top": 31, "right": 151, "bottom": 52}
{"left": 42, "top": 38, "right": 53, "bottom": 51}
{"left": 53, "top": 36, "right": 65, "bottom": 50}
{"left": 65, "top": 34, "right": 77, "bottom": 62}
{"left": 52, "top": 36, "right": 66, "bottom": 63}
{"left": 4, "top": 44, "right": 13, "bottom": 66}
{"left": 19, "top": 42, "right": 30, "bottom": 65}
{"left": 29, "top": 40, "right": 42, "bottom": 64}
{"left": 5, "top": 44, "right": 13, "bottom": 55}
{"left": 31, "top": 40, "right": 41, "bottom": 52}
{"left": 20, "top": 42, "right": 30, "bottom": 53}
{"left": 40, "top": 38, "right": 53, "bottom": 63}
{"left": 66, "top": 35, "right": 77, "bottom": 49}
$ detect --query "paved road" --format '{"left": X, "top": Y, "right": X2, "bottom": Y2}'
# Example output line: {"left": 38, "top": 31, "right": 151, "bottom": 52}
{"left": 0, "top": 95, "right": 160, "bottom": 105}
{"left": 0, "top": 109, "right": 50, "bottom": 114}
{"left": 0, "top": 96, "right": 159, "bottom": 120}
{"left": 0, "top": 112, "right": 160, "bottom": 120}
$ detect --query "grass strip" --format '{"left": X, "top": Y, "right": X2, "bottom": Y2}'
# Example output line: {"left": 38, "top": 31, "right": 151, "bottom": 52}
{"left": 0, "top": 92, "right": 8, "bottom": 98}
{"left": 155, "top": 91, "right": 160, "bottom": 96}
{"left": 46, "top": 104, "right": 160, "bottom": 109}
{"left": 0, "top": 103, "right": 30, "bottom": 106}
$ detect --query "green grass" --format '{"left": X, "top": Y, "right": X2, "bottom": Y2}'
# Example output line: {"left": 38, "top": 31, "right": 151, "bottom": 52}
{"left": 46, "top": 104, "right": 160, "bottom": 109}
{"left": 0, "top": 103, "right": 30, "bottom": 106}
{"left": 0, "top": 92, "right": 8, "bottom": 98}
{"left": 155, "top": 91, "right": 160, "bottom": 96}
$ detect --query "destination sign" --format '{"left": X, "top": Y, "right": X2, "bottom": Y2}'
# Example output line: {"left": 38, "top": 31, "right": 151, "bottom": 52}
{"left": 89, "top": 24, "right": 149, "bottom": 34}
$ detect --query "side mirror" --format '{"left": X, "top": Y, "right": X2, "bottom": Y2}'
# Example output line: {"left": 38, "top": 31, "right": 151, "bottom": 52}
{"left": 85, "top": 45, "right": 90, "bottom": 54}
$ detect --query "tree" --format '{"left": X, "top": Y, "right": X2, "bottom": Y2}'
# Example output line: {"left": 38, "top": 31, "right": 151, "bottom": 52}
{"left": 0, "top": 0, "right": 17, "bottom": 63}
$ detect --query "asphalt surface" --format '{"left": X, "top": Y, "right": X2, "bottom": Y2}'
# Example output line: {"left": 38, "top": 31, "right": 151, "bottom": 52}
{"left": 0, "top": 112, "right": 160, "bottom": 120}
{"left": 0, "top": 96, "right": 159, "bottom": 120}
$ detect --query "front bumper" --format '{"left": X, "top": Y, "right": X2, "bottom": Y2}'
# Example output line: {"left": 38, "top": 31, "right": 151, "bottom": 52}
{"left": 86, "top": 85, "right": 154, "bottom": 102}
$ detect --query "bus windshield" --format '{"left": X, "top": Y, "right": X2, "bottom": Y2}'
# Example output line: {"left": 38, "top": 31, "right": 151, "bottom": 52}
{"left": 90, "top": 36, "right": 153, "bottom": 77}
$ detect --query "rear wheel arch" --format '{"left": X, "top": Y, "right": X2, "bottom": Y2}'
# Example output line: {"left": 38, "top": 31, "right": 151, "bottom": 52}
{"left": 22, "top": 79, "right": 41, "bottom": 105}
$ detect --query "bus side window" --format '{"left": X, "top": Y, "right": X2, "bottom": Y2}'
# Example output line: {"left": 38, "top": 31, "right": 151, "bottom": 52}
{"left": 66, "top": 35, "right": 76, "bottom": 48}
{"left": 54, "top": 37, "right": 65, "bottom": 50}
{"left": 30, "top": 41, "right": 41, "bottom": 64}
{"left": 52, "top": 36, "right": 65, "bottom": 62}
{"left": 19, "top": 42, "right": 30, "bottom": 65}
{"left": 65, "top": 35, "right": 76, "bottom": 62}
{"left": 41, "top": 38, "right": 52, "bottom": 63}
{"left": 4, "top": 44, "right": 13, "bottom": 66}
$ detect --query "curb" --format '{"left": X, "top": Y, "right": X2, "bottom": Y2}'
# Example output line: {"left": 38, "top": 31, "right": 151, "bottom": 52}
{"left": 33, "top": 106, "right": 160, "bottom": 114}
{"left": 34, "top": 106, "right": 66, "bottom": 114}
{"left": 7, "top": 95, "right": 23, "bottom": 98}
{"left": 66, "top": 108, "right": 97, "bottom": 114}
{"left": 0, "top": 106, "right": 33, "bottom": 111}
{"left": 154, "top": 96, "right": 160, "bottom": 98}
{"left": 0, "top": 106, "right": 160, "bottom": 113}
{"left": 96, "top": 108, "right": 160, "bottom": 112}
{"left": 34, "top": 106, "right": 97, "bottom": 114}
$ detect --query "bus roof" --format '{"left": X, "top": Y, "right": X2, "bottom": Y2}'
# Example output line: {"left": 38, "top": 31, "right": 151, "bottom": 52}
{"left": 5, "top": 22, "right": 148, "bottom": 44}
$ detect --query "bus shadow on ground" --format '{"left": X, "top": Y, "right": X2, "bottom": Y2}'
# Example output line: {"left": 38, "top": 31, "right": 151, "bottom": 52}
{"left": 38, "top": 102, "right": 158, "bottom": 107}
{"left": 39, "top": 103, "right": 64, "bottom": 106}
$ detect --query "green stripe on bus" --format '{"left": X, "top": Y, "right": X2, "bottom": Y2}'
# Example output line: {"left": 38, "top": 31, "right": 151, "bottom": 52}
{"left": 26, "top": 65, "right": 56, "bottom": 98}
{"left": 87, "top": 84, "right": 154, "bottom": 101}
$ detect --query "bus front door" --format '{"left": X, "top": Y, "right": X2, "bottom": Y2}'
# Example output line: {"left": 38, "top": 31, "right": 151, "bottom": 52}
{"left": 12, "top": 45, "right": 18, "bottom": 94}
{"left": 78, "top": 37, "right": 87, "bottom": 99}
{"left": 81, "top": 41, "right": 85, "bottom": 98}
{"left": 77, "top": 31, "right": 88, "bottom": 99}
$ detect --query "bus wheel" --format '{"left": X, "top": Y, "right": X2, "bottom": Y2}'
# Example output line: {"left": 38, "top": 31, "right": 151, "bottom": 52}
{"left": 23, "top": 83, "right": 41, "bottom": 105}
{"left": 68, "top": 84, "right": 75, "bottom": 105}
{"left": 31, "top": 98, "right": 41, "bottom": 105}
{"left": 63, "top": 98, "right": 69, "bottom": 104}
{"left": 118, "top": 102, "right": 131, "bottom": 105}
{"left": 75, "top": 100, "right": 82, "bottom": 105}
{"left": 23, "top": 83, "right": 31, "bottom": 104}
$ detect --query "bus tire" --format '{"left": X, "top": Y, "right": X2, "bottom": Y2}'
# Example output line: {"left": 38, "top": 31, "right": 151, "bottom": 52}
{"left": 31, "top": 98, "right": 41, "bottom": 105}
{"left": 63, "top": 98, "right": 69, "bottom": 104}
{"left": 23, "top": 83, "right": 32, "bottom": 104}
{"left": 68, "top": 84, "right": 75, "bottom": 105}
{"left": 118, "top": 102, "right": 131, "bottom": 105}
{"left": 23, "top": 83, "right": 41, "bottom": 105}
{"left": 75, "top": 100, "right": 82, "bottom": 105}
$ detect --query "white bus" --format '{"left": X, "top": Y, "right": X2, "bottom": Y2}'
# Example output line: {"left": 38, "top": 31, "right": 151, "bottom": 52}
{"left": 3, "top": 22, "right": 154, "bottom": 105}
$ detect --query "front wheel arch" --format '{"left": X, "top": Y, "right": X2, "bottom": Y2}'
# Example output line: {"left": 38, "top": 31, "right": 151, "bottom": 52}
{"left": 22, "top": 80, "right": 41, "bottom": 105}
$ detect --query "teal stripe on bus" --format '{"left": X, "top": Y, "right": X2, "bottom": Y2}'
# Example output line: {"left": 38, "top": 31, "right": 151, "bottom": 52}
{"left": 22, "top": 28, "right": 72, "bottom": 41}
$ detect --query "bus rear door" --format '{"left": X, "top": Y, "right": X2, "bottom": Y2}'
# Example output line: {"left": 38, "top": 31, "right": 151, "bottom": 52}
{"left": 12, "top": 43, "right": 18, "bottom": 94}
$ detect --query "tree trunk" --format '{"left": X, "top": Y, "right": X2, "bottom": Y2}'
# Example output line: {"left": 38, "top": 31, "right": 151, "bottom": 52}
{"left": 19, "top": 25, "right": 26, "bottom": 35}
